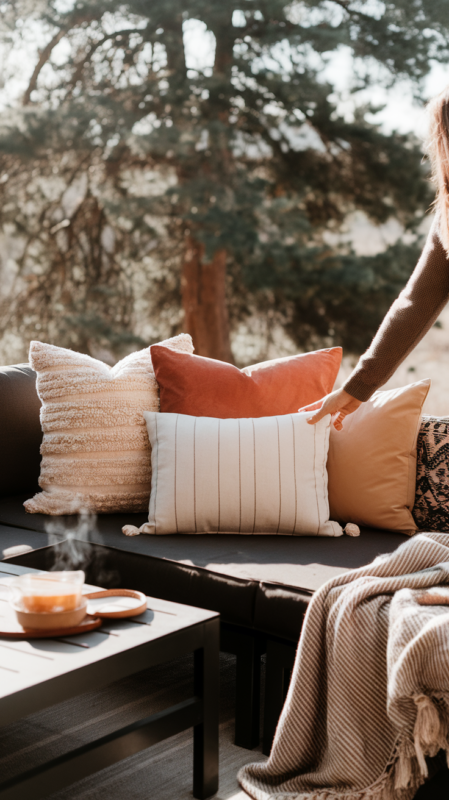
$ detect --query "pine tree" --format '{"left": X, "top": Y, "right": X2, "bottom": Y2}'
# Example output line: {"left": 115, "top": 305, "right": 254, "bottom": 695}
{"left": 1, "top": 1, "right": 449, "bottom": 362}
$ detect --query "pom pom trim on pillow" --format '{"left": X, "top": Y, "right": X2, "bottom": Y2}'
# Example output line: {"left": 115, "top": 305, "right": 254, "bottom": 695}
{"left": 123, "top": 411, "right": 343, "bottom": 537}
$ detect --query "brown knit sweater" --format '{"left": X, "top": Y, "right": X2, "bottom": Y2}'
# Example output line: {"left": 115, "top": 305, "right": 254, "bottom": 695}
{"left": 343, "top": 215, "right": 449, "bottom": 401}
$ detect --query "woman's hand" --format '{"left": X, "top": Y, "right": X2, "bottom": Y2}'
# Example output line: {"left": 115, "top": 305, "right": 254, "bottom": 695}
{"left": 299, "top": 388, "right": 362, "bottom": 431}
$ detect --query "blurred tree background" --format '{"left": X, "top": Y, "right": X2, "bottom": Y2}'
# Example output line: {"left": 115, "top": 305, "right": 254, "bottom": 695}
{"left": 0, "top": 0, "right": 449, "bottom": 365}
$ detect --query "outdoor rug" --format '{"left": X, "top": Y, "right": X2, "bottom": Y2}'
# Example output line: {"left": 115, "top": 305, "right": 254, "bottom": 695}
{"left": 239, "top": 533, "right": 449, "bottom": 800}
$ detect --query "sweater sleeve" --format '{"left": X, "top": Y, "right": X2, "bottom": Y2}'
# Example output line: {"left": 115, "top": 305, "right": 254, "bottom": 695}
{"left": 343, "top": 215, "right": 449, "bottom": 402}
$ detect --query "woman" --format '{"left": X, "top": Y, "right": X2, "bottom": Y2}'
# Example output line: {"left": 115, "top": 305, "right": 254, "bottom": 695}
{"left": 301, "top": 88, "right": 449, "bottom": 430}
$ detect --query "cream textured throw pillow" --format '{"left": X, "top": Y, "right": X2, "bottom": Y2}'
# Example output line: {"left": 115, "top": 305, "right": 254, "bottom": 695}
{"left": 24, "top": 335, "right": 193, "bottom": 515}
{"left": 122, "top": 412, "right": 343, "bottom": 536}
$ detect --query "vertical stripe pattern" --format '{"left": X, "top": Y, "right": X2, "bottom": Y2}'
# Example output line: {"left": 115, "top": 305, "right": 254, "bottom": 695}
{"left": 142, "top": 411, "right": 342, "bottom": 537}
{"left": 276, "top": 417, "right": 282, "bottom": 534}
{"left": 252, "top": 419, "right": 256, "bottom": 534}
{"left": 153, "top": 414, "right": 159, "bottom": 534}
{"left": 291, "top": 414, "right": 298, "bottom": 535}
{"left": 217, "top": 419, "right": 221, "bottom": 532}
{"left": 173, "top": 414, "right": 179, "bottom": 533}
{"left": 313, "top": 424, "right": 321, "bottom": 535}
{"left": 238, "top": 419, "right": 242, "bottom": 532}
{"left": 193, "top": 417, "right": 197, "bottom": 532}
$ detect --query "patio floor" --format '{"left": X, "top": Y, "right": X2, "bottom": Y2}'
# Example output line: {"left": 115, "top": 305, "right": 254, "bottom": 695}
{"left": 0, "top": 650, "right": 267, "bottom": 799}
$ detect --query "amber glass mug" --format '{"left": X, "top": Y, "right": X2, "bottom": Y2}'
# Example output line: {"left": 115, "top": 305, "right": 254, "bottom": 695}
{"left": 10, "top": 571, "right": 86, "bottom": 630}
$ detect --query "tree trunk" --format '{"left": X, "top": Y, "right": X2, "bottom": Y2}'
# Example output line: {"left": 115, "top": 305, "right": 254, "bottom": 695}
{"left": 182, "top": 237, "right": 233, "bottom": 362}
{"left": 179, "top": 13, "right": 235, "bottom": 364}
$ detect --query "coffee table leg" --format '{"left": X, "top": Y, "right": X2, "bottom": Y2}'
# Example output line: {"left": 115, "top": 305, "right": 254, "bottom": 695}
{"left": 193, "top": 618, "right": 219, "bottom": 799}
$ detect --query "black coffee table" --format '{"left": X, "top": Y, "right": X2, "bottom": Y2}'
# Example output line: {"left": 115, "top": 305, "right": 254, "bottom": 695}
{"left": 0, "top": 562, "right": 219, "bottom": 799}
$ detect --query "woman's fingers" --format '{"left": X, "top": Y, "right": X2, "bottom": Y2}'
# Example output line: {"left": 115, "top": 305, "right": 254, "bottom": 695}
{"left": 306, "top": 399, "right": 334, "bottom": 424}
{"left": 332, "top": 412, "right": 345, "bottom": 431}
{"left": 299, "top": 388, "right": 362, "bottom": 428}
{"left": 298, "top": 400, "right": 323, "bottom": 413}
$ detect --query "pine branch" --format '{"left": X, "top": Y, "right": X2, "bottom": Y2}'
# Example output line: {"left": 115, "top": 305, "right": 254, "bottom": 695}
{"left": 22, "top": 6, "right": 106, "bottom": 105}
{"left": 23, "top": 27, "right": 67, "bottom": 105}
{"left": 66, "top": 27, "right": 146, "bottom": 97}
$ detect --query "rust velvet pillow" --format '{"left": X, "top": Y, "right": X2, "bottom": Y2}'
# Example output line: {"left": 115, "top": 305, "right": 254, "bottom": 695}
{"left": 151, "top": 345, "right": 342, "bottom": 418}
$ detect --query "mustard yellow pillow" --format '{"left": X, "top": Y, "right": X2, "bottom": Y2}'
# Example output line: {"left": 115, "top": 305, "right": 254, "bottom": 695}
{"left": 327, "top": 380, "right": 430, "bottom": 534}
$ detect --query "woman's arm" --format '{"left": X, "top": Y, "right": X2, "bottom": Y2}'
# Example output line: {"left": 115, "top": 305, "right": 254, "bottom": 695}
{"left": 301, "top": 214, "right": 449, "bottom": 427}
{"left": 343, "top": 214, "right": 449, "bottom": 401}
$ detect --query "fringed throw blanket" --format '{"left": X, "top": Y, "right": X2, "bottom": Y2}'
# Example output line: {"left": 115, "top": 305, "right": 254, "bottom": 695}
{"left": 239, "top": 533, "right": 449, "bottom": 800}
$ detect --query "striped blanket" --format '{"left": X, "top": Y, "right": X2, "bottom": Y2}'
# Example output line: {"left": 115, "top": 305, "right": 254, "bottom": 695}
{"left": 239, "top": 533, "right": 449, "bottom": 800}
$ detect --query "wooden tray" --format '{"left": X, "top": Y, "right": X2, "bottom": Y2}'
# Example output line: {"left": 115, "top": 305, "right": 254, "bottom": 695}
{"left": 0, "top": 614, "right": 102, "bottom": 639}
{"left": 0, "top": 588, "right": 147, "bottom": 638}
{"left": 84, "top": 589, "right": 147, "bottom": 618}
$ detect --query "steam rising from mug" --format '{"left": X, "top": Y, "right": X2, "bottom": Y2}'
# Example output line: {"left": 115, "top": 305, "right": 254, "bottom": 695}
{"left": 44, "top": 496, "right": 119, "bottom": 587}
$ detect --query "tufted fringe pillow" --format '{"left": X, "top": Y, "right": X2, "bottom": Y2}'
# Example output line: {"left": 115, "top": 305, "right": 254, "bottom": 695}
{"left": 24, "top": 334, "right": 193, "bottom": 515}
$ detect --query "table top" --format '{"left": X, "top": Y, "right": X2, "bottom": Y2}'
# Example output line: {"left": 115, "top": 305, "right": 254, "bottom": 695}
{"left": 0, "top": 562, "right": 218, "bottom": 724}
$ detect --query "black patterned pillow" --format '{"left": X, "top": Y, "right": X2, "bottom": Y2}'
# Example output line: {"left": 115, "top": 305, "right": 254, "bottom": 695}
{"left": 413, "top": 416, "right": 449, "bottom": 531}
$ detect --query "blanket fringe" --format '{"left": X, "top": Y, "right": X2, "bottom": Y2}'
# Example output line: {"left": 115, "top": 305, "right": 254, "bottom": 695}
{"left": 413, "top": 693, "right": 446, "bottom": 777}
{"left": 238, "top": 727, "right": 435, "bottom": 800}
{"left": 394, "top": 739, "right": 416, "bottom": 789}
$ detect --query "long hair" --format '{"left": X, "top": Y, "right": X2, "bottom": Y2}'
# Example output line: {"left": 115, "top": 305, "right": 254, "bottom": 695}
{"left": 427, "top": 88, "right": 449, "bottom": 253}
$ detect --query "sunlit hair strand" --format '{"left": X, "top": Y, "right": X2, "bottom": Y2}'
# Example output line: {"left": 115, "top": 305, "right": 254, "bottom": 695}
{"left": 427, "top": 87, "right": 449, "bottom": 254}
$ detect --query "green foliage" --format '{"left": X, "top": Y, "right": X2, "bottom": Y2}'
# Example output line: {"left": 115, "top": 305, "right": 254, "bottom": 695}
{"left": 0, "top": 0, "right": 446, "bottom": 359}
{"left": 242, "top": 238, "right": 423, "bottom": 353}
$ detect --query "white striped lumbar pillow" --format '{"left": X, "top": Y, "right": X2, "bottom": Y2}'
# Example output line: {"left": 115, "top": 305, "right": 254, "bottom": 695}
{"left": 122, "top": 412, "right": 343, "bottom": 536}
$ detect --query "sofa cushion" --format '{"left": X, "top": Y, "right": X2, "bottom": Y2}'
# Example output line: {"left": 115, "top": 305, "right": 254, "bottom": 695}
{"left": 0, "top": 494, "right": 148, "bottom": 537}
{"left": 4, "top": 539, "right": 258, "bottom": 628}
{"left": 152, "top": 344, "right": 342, "bottom": 418}
{"left": 254, "top": 583, "right": 311, "bottom": 641}
{"left": 328, "top": 380, "right": 430, "bottom": 533}
{"left": 0, "top": 524, "right": 47, "bottom": 560}
{"left": 1, "top": 495, "right": 409, "bottom": 640}
{"left": 131, "top": 411, "right": 342, "bottom": 537}
{"left": 413, "top": 415, "right": 449, "bottom": 532}
{"left": 24, "top": 335, "right": 193, "bottom": 516}
{"left": 0, "top": 364, "right": 42, "bottom": 498}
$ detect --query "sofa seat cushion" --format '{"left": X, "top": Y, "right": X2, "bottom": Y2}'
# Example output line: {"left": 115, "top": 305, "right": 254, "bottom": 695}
{"left": 4, "top": 539, "right": 258, "bottom": 628}
{"left": 2, "top": 494, "right": 409, "bottom": 640}
{"left": 0, "top": 524, "right": 48, "bottom": 560}
{"left": 92, "top": 526, "right": 410, "bottom": 593}
{"left": 0, "top": 494, "right": 409, "bottom": 589}
{"left": 254, "top": 583, "right": 312, "bottom": 641}
{"left": 0, "top": 495, "right": 148, "bottom": 537}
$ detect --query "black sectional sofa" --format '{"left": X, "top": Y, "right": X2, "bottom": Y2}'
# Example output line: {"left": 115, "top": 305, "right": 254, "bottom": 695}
{"left": 0, "top": 362, "right": 428, "bottom": 761}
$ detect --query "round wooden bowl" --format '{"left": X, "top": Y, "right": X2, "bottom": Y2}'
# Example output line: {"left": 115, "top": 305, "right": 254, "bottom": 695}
{"left": 13, "top": 598, "right": 88, "bottom": 631}
{"left": 84, "top": 589, "right": 147, "bottom": 618}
